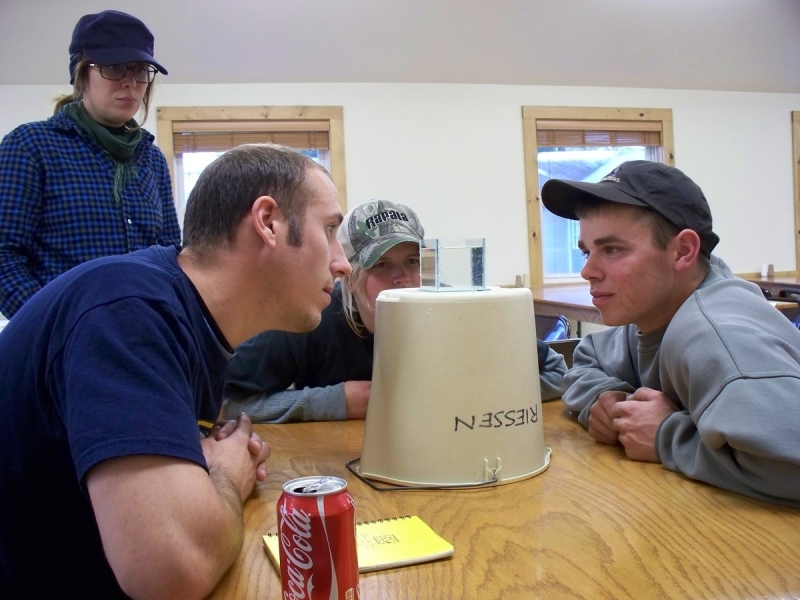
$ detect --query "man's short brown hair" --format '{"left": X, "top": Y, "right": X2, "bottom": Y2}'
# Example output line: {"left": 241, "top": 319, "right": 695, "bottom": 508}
{"left": 182, "top": 144, "right": 330, "bottom": 257}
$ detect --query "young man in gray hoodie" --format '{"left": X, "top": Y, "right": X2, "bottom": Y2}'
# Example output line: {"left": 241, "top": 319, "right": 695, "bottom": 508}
{"left": 541, "top": 160, "right": 800, "bottom": 507}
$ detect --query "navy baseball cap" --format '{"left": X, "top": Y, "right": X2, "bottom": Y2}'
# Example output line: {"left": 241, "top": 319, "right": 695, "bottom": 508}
{"left": 541, "top": 160, "right": 720, "bottom": 257}
{"left": 69, "top": 10, "right": 167, "bottom": 83}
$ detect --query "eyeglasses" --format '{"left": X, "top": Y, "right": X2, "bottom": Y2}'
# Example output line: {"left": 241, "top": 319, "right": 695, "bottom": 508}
{"left": 89, "top": 63, "right": 157, "bottom": 84}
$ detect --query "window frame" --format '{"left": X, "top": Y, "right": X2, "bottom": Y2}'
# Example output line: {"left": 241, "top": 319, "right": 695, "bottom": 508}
{"left": 521, "top": 106, "right": 675, "bottom": 286}
{"left": 793, "top": 111, "right": 800, "bottom": 271}
{"left": 156, "top": 106, "right": 348, "bottom": 220}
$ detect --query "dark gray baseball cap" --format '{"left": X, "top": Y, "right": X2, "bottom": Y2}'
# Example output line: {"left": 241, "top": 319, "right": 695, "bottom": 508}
{"left": 541, "top": 160, "right": 719, "bottom": 256}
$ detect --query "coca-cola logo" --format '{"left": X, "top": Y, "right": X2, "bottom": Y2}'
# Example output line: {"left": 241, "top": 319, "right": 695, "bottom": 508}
{"left": 279, "top": 504, "right": 316, "bottom": 599}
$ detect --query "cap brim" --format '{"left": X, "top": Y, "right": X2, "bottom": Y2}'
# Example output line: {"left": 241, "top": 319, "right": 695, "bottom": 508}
{"left": 541, "top": 179, "right": 647, "bottom": 220}
{"left": 358, "top": 235, "right": 422, "bottom": 269}
{"left": 83, "top": 47, "right": 168, "bottom": 74}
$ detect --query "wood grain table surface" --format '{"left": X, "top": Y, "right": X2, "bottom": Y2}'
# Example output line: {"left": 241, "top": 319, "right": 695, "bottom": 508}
{"left": 209, "top": 401, "right": 800, "bottom": 599}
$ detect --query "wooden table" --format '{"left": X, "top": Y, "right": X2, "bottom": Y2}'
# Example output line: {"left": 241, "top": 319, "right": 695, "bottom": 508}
{"left": 745, "top": 273, "right": 800, "bottom": 297}
{"left": 531, "top": 282, "right": 799, "bottom": 327}
{"left": 209, "top": 401, "right": 800, "bottom": 599}
{"left": 530, "top": 283, "right": 602, "bottom": 324}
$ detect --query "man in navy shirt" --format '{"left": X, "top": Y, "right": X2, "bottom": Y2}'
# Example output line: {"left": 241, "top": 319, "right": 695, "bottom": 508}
{"left": 0, "top": 143, "right": 351, "bottom": 599}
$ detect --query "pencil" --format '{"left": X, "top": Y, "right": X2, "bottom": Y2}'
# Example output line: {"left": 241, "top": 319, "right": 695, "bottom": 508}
{"left": 197, "top": 419, "right": 234, "bottom": 435}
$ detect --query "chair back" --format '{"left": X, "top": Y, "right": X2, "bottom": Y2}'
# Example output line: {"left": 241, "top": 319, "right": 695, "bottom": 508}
{"left": 535, "top": 314, "right": 570, "bottom": 341}
{"left": 546, "top": 338, "right": 580, "bottom": 369}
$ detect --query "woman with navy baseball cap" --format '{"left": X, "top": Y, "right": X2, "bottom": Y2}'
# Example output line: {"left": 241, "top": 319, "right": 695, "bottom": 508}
{"left": 0, "top": 10, "right": 180, "bottom": 318}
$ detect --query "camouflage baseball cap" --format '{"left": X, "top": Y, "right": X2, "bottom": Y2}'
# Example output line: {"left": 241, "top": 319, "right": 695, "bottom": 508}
{"left": 338, "top": 200, "right": 425, "bottom": 268}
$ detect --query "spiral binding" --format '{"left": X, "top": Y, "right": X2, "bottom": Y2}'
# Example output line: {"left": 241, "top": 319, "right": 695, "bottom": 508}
{"left": 360, "top": 515, "right": 411, "bottom": 524}
{"left": 265, "top": 515, "right": 412, "bottom": 537}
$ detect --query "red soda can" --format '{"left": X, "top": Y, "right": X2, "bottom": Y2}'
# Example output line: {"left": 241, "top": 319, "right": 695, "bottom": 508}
{"left": 277, "top": 475, "right": 359, "bottom": 600}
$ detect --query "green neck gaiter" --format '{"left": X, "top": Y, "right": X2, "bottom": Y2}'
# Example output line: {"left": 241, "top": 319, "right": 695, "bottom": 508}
{"left": 62, "top": 101, "right": 143, "bottom": 206}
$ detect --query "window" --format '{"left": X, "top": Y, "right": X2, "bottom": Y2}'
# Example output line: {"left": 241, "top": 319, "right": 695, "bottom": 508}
{"left": 522, "top": 107, "right": 675, "bottom": 285}
{"left": 156, "top": 106, "right": 347, "bottom": 229}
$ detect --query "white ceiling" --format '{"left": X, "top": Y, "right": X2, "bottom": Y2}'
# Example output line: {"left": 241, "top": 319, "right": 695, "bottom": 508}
{"left": 2, "top": 0, "right": 799, "bottom": 93}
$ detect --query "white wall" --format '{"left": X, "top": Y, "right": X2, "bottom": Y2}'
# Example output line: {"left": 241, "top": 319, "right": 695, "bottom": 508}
{"left": 2, "top": 82, "right": 798, "bottom": 285}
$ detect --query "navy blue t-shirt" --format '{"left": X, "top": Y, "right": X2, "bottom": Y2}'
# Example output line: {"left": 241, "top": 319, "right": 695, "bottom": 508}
{"left": 0, "top": 246, "right": 231, "bottom": 598}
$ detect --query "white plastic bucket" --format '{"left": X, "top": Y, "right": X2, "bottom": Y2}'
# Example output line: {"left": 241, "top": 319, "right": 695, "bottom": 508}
{"left": 359, "top": 287, "right": 550, "bottom": 487}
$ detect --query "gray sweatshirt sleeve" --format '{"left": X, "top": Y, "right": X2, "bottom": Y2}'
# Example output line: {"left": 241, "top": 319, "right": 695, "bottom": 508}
{"left": 657, "top": 377, "right": 800, "bottom": 507}
{"left": 539, "top": 346, "right": 568, "bottom": 401}
{"left": 221, "top": 383, "right": 348, "bottom": 424}
{"left": 654, "top": 288, "right": 800, "bottom": 507}
{"left": 562, "top": 328, "right": 638, "bottom": 427}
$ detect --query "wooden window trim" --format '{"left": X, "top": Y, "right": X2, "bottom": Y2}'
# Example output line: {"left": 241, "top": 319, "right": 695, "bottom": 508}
{"left": 521, "top": 106, "right": 675, "bottom": 286}
{"left": 793, "top": 111, "right": 800, "bottom": 271}
{"left": 156, "top": 106, "right": 348, "bottom": 214}
{"left": 171, "top": 120, "right": 331, "bottom": 134}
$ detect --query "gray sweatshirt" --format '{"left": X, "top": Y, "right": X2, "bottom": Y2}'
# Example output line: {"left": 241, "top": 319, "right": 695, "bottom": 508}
{"left": 564, "top": 256, "right": 800, "bottom": 507}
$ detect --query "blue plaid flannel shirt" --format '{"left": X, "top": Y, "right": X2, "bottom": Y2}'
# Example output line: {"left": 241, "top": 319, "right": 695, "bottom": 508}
{"left": 0, "top": 110, "right": 181, "bottom": 317}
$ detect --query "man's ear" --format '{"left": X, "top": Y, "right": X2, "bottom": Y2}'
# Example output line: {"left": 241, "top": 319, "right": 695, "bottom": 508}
{"left": 251, "top": 195, "right": 280, "bottom": 249}
{"left": 673, "top": 229, "right": 702, "bottom": 272}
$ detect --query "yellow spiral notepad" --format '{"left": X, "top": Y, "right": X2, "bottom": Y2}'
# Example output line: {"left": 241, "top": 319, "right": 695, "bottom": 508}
{"left": 264, "top": 515, "right": 454, "bottom": 573}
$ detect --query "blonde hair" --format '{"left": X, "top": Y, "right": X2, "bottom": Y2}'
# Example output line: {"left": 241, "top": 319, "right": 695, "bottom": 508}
{"left": 341, "top": 265, "right": 370, "bottom": 337}
{"left": 53, "top": 56, "right": 156, "bottom": 125}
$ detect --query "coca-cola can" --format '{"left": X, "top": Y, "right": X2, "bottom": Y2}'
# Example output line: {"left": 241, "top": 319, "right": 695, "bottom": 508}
{"left": 277, "top": 475, "right": 359, "bottom": 600}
